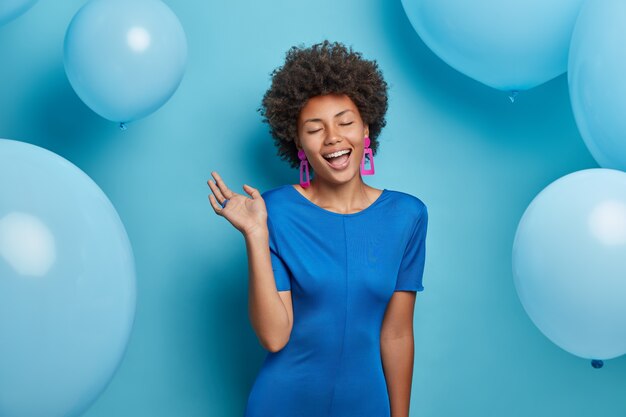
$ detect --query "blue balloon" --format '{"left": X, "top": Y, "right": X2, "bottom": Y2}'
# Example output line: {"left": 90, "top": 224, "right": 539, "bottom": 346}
{"left": 513, "top": 169, "right": 626, "bottom": 360}
{"left": 400, "top": 0, "right": 586, "bottom": 92}
{"left": 569, "top": 0, "right": 626, "bottom": 170}
{"left": 0, "top": 0, "right": 37, "bottom": 26}
{"left": 63, "top": 0, "right": 187, "bottom": 124}
{"left": 0, "top": 139, "right": 136, "bottom": 417}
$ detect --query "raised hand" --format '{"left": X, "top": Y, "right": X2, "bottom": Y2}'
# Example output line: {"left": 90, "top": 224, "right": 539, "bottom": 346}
{"left": 207, "top": 171, "right": 268, "bottom": 237}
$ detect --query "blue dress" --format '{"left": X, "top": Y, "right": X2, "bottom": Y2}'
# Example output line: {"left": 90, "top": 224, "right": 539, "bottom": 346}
{"left": 244, "top": 184, "right": 428, "bottom": 417}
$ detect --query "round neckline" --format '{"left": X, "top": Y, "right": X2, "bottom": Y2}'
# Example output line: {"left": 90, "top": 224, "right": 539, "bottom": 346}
{"left": 287, "top": 184, "right": 389, "bottom": 217}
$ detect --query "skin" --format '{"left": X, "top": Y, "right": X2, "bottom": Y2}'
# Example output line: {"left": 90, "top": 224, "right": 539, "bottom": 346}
{"left": 208, "top": 93, "right": 416, "bottom": 417}
{"left": 293, "top": 93, "right": 380, "bottom": 213}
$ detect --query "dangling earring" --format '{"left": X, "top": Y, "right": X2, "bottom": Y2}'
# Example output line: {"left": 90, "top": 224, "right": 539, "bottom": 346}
{"left": 361, "top": 137, "right": 375, "bottom": 175}
{"left": 298, "top": 149, "right": 311, "bottom": 188}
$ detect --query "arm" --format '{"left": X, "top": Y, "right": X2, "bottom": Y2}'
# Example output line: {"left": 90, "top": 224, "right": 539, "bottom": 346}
{"left": 380, "top": 290, "right": 417, "bottom": 417}
{"left": 206, "top": 173, "right": 294, "bottom": 353}
{"left": 245, "top": 229, "right": 294, "bottom": 353}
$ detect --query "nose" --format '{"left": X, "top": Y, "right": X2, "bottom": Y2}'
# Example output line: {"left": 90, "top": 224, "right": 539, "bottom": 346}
{"left": 324, "top": 124, "right": 343, "bottom": 145}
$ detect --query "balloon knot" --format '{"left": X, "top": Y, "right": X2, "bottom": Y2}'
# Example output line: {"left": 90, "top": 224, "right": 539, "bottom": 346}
{"left": 508, "top": 90, "right": 519, "bottom": 103}
{"left": 119, "top": 122, "right": 128, "bottom": 131}
{"left": 591, "top": 359, "right": 604, "bottom": 369}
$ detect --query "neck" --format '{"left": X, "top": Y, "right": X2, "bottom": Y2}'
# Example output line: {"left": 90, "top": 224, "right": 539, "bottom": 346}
{"left": 305, "top": 176, "right": 373, "bottom": 214}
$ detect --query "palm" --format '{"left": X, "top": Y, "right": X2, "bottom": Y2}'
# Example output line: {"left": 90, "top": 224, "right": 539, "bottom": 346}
{"left": 220, "top": 192, "right": 267, "bottom": 234}
{"left": 207, "top": 171, "right": 267, "bottom": 237}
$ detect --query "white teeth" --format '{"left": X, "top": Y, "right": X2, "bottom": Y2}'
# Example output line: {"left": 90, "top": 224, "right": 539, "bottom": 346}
{"left": 323, "top": 149, "right": 350, "bottom": 159}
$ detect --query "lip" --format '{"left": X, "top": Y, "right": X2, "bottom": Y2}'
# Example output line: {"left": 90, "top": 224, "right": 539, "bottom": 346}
{"left": 324, "top": 149, "right": 351, "bottom": 170}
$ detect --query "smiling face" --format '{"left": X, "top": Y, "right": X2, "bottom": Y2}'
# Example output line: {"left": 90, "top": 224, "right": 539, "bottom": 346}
{"left": 296, "top": 93, "right": 369, "bottom": 185}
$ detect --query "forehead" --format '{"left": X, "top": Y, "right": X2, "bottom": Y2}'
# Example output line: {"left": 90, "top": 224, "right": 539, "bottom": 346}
{"left": 298, "top": 93, "right": 359, "bottom": 120}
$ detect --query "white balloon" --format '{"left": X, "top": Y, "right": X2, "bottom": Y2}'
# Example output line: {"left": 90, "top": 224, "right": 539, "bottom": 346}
{"left": 513, "top": 169, "right": 626, "bottom": 360}
{"left": 401, "top": 0, "right": 585, "bottom": 92}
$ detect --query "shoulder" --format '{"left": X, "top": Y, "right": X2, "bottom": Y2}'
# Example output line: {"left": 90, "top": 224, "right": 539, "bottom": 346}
{"left": 384, "top": 189, "right": 427, "bottom": 218}
{"left": 261, "top": 185, "right": 296, "bottom": 220}
{"left": 261, "top": 184, "right": 292, "bottom": 204}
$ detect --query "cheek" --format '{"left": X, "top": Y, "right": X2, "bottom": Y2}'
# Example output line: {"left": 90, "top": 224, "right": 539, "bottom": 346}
{"left": 351, "top": 127, "right": 367, "bottom": 141}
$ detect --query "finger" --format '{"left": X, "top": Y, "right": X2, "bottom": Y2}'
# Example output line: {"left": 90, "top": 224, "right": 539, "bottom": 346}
{"left": 208, "top": 194, "right": 224, "bottom": 215}
{"left": 212, "top": 171, "right": 234, "bottom": 199}
{"left": 208, "top": 179, "right": 226, "bottom": 203}
{"left": 243, "top": 184, "right": 260, "bottom": 199}
{"left": 208, "top": 178, "right": 226, "bottom": 204}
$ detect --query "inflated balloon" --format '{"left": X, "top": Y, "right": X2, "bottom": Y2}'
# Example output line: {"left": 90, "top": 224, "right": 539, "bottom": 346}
{"left": 0, "top": 139, "right": 136, "bottom": 417}
{"left": 0, "top": 0, "right": 38, "bottom": 26}
{"left": 513, "top": 169, "right": 626, "bottom": 361}
{"left": 400, "top": 0, "right": 585, "bottom": 93}
{"left": 64, "top": 0, "right": 187, "bottom": 126}
{"left": 569, "top": 0, "right": 626, "bottom": 171}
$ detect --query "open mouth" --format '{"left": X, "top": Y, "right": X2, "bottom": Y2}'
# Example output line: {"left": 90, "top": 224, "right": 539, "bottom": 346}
{"left": 323, "top": 149, "right": 351, "bottom": 170}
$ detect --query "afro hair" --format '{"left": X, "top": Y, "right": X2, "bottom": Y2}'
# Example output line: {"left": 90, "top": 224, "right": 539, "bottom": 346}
{"left": 258, "top": 40, "right": 389, "bottom": 169}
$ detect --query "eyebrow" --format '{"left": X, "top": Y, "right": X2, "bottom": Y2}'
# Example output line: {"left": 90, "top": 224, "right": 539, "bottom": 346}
{"left": 303, "top": 109, "right": 353, "bottom": 124}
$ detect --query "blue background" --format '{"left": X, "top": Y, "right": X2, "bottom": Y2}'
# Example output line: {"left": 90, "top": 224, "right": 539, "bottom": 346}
{"left": 1, "top": 0, "right": 625, "bottom": 416}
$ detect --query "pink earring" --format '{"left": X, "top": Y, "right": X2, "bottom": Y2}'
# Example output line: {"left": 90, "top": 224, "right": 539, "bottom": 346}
{"left": 298, "top": 149, "right": 311, "bottom": 188}
{"left": 361, "top": 137, "right": 375, "bottom": 175}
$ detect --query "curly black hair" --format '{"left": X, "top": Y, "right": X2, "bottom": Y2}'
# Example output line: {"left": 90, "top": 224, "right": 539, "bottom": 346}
{"left": 258, "top": 40, "right": 389, "bottom": 169}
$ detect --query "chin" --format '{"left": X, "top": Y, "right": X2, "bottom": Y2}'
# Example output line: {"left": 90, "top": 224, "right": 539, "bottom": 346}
{"left": 318, "top": 168, "right": 360, "bottom": 185}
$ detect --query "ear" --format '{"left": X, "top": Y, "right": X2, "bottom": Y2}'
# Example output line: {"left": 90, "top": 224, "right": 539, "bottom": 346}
{"left": 364, "top": 124, "right": 370, "bottom": 138}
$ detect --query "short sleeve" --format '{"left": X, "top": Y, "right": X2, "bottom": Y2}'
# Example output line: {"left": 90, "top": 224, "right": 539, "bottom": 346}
{"left": 394, "top": 205, "right": 428, "bottom": 292}
{"left": 268, "top": 216, "right": 292, "bottom": 291}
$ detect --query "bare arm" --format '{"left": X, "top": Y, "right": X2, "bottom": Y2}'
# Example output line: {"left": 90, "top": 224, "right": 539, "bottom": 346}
{"left": 245, "top": 229, "right": 293, "bottom": 352}
{"left": 380, "top": 291, "right": 416, "bottom": 417}
{"left": 207, "top": 171, "right": 293, "bottom": 352}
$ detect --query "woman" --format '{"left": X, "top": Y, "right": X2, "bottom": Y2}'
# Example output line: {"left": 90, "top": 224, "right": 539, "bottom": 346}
{"left": 207, "top": 40, "right": 428, "bottom": 417}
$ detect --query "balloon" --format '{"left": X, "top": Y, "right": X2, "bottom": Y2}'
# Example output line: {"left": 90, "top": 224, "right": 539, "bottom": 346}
{"left": 63, "top": 0, "right": 187, "bottom": 125}
{"left": 569, "top": 0, "right": 626, "bottom": 171}
{"left": 512, "top": 168, "right": 626, "bottom": 360}
{"left": 0, "top": 139, "right": 136, "bottom": 416}
{"left": 0, "top": 0, "right": 37, "bottom": 26}
{"left": 400, "top": 0, "right": 585, "bottom": 92}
